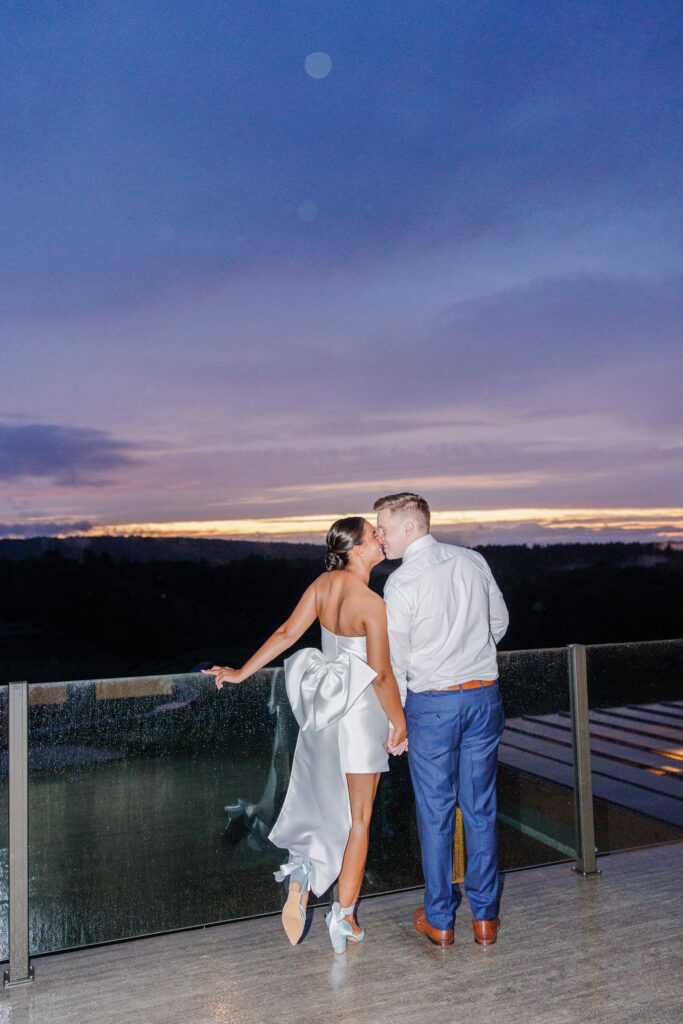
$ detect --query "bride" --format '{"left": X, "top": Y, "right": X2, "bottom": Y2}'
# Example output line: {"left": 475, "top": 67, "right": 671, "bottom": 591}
{"left": 203, "top": 516, "right": 407, "bottom": 954}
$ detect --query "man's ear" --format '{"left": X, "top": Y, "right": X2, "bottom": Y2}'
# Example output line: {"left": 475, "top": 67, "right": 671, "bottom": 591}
{"left": 404, "top": 519, "right": 415, "bottom": 537}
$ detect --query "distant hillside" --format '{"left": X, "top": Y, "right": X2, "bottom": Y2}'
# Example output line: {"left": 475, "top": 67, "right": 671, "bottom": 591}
{"left": 0, "top": 535, "right": 680, "bottom": 683}
{"left": 0, "top": 535, "right": 325, "bottom": 564}
{"left": 0, "top": 535, "right": 679, "bottom": 570}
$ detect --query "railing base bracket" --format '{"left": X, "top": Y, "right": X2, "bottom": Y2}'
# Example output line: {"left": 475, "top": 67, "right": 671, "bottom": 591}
{"left": 3, "top": 964, "right": 34, "bottom": 988}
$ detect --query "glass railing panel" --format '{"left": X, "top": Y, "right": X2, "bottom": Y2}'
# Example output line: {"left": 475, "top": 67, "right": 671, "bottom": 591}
{"left": 26, "top": 652, "right": 584, "bottom": 950}
{"left": 494, "top": 648, "right": 577, "bottom": 872}
{"left": 25, "top": 641, "right": 680, "bottom": 952}
{"left": 584, "top": 639, "right": 683, "bottom": 854}
{"left": 27, "top": 672, "right": 289, "bottom": 954}
{"left": 0, "top": 685, "right": 8, "bottom": 962}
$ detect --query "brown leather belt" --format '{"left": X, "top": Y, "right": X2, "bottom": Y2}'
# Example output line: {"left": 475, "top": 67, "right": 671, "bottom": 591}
{"left": 429, "top": 679, "right": 498, "bottom": 692}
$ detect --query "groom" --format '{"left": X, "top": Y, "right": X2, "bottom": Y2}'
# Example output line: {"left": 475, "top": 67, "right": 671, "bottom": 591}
{"left": 374, "top": 492, "right": 509, "bottom": 946}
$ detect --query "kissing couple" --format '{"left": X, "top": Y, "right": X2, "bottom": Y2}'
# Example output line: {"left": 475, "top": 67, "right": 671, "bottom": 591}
{"left": 204, "top": 491, "right": 509, "bottom": 954}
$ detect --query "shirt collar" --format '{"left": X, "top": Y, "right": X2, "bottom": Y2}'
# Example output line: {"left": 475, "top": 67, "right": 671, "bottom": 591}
{"left": 402, "top": 533, "right": 437, "bottom": 562}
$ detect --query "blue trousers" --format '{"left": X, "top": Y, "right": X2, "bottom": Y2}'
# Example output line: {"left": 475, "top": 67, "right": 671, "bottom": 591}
{"left": 405, "top": 683, "right": 505, "bottom": 930}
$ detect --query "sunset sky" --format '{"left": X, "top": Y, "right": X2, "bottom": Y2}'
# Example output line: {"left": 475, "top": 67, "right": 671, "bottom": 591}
{"left": 1, "top": 2, "right": 681, "bottom": 545}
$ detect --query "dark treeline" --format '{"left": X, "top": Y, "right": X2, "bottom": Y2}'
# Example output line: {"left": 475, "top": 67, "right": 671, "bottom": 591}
{"left": 0, "top": 538, "right": 681, "bottom": 683}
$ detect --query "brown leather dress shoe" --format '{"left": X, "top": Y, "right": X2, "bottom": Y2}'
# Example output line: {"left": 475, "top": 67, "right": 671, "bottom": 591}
{"left": 413, "top": 907, "right": 454, "bottom": 947}
{"left": 472, "top": 917, "right": 501, "bottom": 945}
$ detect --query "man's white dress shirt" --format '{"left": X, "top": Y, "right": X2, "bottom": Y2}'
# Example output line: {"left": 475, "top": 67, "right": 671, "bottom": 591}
{"left": 383, "top": 533, "right": 509, "bottom": 704}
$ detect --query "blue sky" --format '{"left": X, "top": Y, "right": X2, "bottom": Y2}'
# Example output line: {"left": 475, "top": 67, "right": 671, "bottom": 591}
{"left": 1, "top": 1, "right": 682, "bottom": 543}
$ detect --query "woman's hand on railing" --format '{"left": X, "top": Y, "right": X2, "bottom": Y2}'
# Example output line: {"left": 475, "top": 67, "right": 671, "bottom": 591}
{"left": 201, "top": 665, "right": 245, "bottom": 688}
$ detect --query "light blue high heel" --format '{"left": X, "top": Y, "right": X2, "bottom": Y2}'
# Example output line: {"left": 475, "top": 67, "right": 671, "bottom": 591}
{"left": 274, "top": 856, "right": 312, "bottom": 945}
{"left": 325, "top": 902, "right": 366, "bottom": 955}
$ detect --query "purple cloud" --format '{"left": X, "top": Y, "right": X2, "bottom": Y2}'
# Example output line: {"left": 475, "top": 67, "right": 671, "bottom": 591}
{"left": 0, "top": 424, "right": 140, "bottom": 485}
{"left": 0, "top": 520, "right": 93, "bottom": 538}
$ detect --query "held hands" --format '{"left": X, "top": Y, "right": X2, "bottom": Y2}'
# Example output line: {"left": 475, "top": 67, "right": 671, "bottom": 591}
{"left": 386, "top": 719, "right": 408, "bottom": 757}
{"left": 201, "top": 665, "right": 244, "bottom": 689}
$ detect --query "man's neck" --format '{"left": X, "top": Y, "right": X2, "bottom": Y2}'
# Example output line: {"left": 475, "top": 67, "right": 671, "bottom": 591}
{"left": 402, "top": 531, "right": 431, "bottom": 560}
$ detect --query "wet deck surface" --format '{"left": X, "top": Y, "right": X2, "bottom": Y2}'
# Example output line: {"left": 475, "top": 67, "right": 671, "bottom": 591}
{"left": 2, "top": 841, "right": 682, "bottom": 1024}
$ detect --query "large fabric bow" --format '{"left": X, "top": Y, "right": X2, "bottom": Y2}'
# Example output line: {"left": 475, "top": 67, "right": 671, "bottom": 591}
{"left": 283, "top": 648, "right": 378, "bottom": 732}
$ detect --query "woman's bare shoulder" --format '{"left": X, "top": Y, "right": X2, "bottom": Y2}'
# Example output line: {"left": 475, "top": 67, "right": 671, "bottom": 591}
{"left": 358, "top": 588, "right": 387, "bottom": 620}
{"left": 313, "top": 570, "right": 335, "bottom": 586}
{"left": 312, "top": 570, "right": 342, "bottom": 600}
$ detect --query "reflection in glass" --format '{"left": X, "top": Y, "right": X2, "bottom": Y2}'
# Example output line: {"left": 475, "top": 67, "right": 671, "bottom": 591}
{"left": 27, "top": 673, "right": 285, "bottom": 954}
{"left": 584, "top": 640, "right": 683, "bottom": 853}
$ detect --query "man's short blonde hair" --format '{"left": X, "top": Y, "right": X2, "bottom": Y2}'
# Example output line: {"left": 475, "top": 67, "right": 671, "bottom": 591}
{"left": 373, "top": 492, "right": 431, "bottom": 530}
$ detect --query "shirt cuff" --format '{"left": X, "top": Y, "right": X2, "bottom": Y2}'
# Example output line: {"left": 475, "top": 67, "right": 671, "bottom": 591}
{"left": 397, "top": 677, "right": 407, "bottom": 706}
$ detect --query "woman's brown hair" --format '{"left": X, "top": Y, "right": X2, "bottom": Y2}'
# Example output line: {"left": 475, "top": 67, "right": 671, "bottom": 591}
{"left": 324, "top": 516, "right": 366, "bottom": 571}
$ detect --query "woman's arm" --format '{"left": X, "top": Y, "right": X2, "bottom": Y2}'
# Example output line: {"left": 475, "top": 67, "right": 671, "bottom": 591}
{"left": 363, "top": 595, "right": 407, "bottom": 750}
{"left": 203, "top": 576, "right": 320, "bottom": 687}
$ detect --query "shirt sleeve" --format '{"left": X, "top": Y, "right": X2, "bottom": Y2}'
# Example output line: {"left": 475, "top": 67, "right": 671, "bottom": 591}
{"left": 488, "top": 571, "right": 509, "bottom": 645}
{"left": 383, "top": 580, "right": 412, "bottom": 706}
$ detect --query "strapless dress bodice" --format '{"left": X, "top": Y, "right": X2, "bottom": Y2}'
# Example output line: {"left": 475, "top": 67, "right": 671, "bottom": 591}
{"left": 320, "top": 623, "right": 367, "bottom": 659}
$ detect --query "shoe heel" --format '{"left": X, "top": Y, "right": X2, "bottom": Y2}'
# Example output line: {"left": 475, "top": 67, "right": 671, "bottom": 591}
{"left": 325, "top": 909, "right": 348, "bottom": 955}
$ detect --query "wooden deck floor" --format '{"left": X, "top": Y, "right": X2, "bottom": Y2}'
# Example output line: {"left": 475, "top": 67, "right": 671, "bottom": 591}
{"left": 1, "top": 841, "right": 681, "bottom": 1024}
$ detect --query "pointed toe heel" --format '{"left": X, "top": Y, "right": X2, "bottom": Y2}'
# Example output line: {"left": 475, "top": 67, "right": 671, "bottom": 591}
{"left": 274, "top": 857, "right": 312, "bottom": 946}
{"left": 282, "top": 880, "right": 309, "bottom": 945}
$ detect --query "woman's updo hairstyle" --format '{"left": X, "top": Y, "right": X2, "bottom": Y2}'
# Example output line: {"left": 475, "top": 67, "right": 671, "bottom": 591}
{"left": 324, "top": 516, "right": 366, "bottom": 571}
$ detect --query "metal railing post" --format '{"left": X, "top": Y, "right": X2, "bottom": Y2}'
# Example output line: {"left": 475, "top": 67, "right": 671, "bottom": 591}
{"left": 567, "top": 646, "right": 600, "bottom": 876}
{"left": 3, "top": 681, "right": 34, "bottom": 987}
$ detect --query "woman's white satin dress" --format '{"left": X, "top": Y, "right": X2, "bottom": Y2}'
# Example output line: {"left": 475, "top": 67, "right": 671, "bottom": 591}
{"left": 268, "top": 625, "right": 389, "bottom": 896}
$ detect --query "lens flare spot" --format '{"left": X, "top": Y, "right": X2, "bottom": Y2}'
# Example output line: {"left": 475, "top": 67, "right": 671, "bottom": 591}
{"left": 305, "top": 52, "right": 332, "bottom": 79}
{"left": 297, "top": 200, "right": 318, "bottom": 222}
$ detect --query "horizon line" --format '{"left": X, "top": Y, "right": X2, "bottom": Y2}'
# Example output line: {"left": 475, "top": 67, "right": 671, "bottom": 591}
{"left": 3, "top": 506, "right": 682, "bottom": 542}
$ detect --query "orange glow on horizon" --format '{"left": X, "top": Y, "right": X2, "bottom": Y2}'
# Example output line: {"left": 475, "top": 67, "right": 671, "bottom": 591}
{"left": 32, "top": 506, "right": 683, "bottom": 541}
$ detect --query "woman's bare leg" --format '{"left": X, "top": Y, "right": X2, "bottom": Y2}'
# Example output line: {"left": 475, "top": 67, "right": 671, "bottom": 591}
{"left": 338, "top": 772, "right": 380, "bottom": 934}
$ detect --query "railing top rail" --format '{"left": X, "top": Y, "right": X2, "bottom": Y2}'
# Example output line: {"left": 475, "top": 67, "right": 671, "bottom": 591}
{"left": 1, "top": 637, "right": 680, "bottom": 689}
{"left": 581, "top": 637, "right": 683, "bottom": 651}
